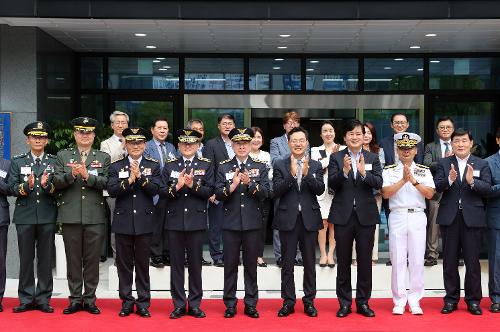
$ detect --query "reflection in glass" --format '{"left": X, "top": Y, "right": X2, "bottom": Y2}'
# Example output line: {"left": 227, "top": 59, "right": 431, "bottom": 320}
{"left": 363, "top": 109, "right": 420, "bottom": 142}
{"left": 364, "top": 58, "right": 423, "bottom": 91}
{"left": 429, "top": 58, "right": 500, "bottom": 90}
{"left": 306, "top": 59, "right": 358, "bottom": 91}
{"left": 249, "top": 58, "right": 301, "bottom": 90}
{"left": 81, "top": 95, "right": 103, "bottom": 123}
{"left": 187, "top": 109, "right": 245, "bottom": 140}
{"left": 185, "top": 58, "right": 243, "bottom": 90}
{"left": 108, "top": 58, "right": 179, "bottom": 89}
{"left": 80, "top": 57, "right": 103, "bottom": 89}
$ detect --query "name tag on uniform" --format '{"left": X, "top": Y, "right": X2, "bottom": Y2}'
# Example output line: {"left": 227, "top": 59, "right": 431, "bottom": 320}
{"left": 45, "top": 164, "right": 54, "bottom": 173}
{"left": 142, "top": 168, "right": 151, "bottom": 176}
{"left": 248, "top": 168, "right": 260, "bottom": 177}
{"left": 226, "top": 171, "right": 235, "bottom": 181}
{"left": 119, "top": 171, "right": 129, "bottom": 179}
{"left": 365, "top": 164, "right": 373, "bottom": 171}
{"left": 0, "top": 170, "right": 6, "bottom": 178}
{"left": 21, "top": 166, "right": 31, "bottom": 175}
{"left": 170, "top": 170, "right": 180, "bottom": 179}
{"left": 89, "top": 169, "right": 98, "bottom": 176}
{"left": 194, "top": 169, "right": 205, "bottom": 176}
{"left": 90, "top": 160, "right": 102, "bottom": 168}
{"left": 473, "top": 170, "right": 480, "bottom": 177}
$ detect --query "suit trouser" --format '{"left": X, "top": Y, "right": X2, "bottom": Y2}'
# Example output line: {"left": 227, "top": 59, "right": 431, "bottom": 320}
{"left": 16, "top": 223, "right": 55, "bottom": 305}
{"left": 151, "top": 202, "right": 168, "bottom": 259}
{"left": 63, "top": 223, "right": 104, "bottom": 305}
{"left": 116, "top": 233, "right": 152, "bottom": 309}
{"left": 223, "top": 229, "right": 260, "bottom": 308}
{"left": 273, "top": 199, "right": 301, "bottom": 261}
{"left": 169, "top": 230, "right": 204, "bottom": 309}
{"left": 389, "top": 210, "right": 426, "bottom": 308}
{"left": 426, "top": 199, "right": 440, "bottom": 260}
{"left": 102, "top": 197, "right": 116, "bottom": 258}
{"left": 489, "top": 228, "right": 500, "bottom": 304}
{"left": 334, "top": 211, "right": 376, "bottom": 307}
{"left": 208, "top": 202, "right": 224, "bottom": 261}
{"left": 0, "top": 225, "right": 7, "bottom": 302}
{"left": 280, "top": 214, "right": 317, "bottom": 306}
{"left": 353, "top": 195, "right": 382, "bottom": 261}
{"left": 440, "top": 210, "right": 483, "bottom": 305}
{"left": 258, "top": 198, "right": 271, "bottom": 257}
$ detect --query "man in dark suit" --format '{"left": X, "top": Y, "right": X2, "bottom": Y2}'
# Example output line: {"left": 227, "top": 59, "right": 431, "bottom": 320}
{"left": 328, "top": 119, "right": 383, "bottom": 318}
{"left": 273, "top": 127, "right": 324, "bottom": 318}
{"left": 0, "top": 157, "right": 10, "bottom": 313}
{"left": 487, "top": 126, "right": 500, "bottom": 313}
{"left": 162, "top": 129, "right": 214, "bottom": 319}
{"left": 215, "top": 128, "right": 270, "bottom": 319}
{"left": 423, "top": 116, "right": 455, "bottom": 266}
{"left": 107, "top": 127, "right": 161, "bottom": 318}
{"left": 203, "top": 114, "right": 236, "bottom": 267}
{"left": 8, "top": 122, "right": 57, "bottom": 314}
{"left": 435, "top": 128, "right": 492, "bottom": 315}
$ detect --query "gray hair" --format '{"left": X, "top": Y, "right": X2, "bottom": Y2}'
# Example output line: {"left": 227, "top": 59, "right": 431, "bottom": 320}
{"left": 110, "top": 110, "right": 129, "bottom": 124}
{"left": 186, "top": 118, "right": 204, "bottom": 129}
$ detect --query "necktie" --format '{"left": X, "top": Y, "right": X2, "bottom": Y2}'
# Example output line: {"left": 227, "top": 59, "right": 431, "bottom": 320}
{"left": 184, "top": 159, "right": 192, "bottom": 173}
{"left": 444, "top": 142, "right": 450, "bottom": 157}
{"left": 34, "top": 158, "right": 41, "bottom": 173}
{"left": 296, "top": 159, "right": 303, "bottom": 189}
{"left": 80, "top": 151, "right": 87, "bottom": 163}
{"left": 160, "top": 143, "right": 168, "bottom": 166}
{"left": 239, "top": 162, "right": 246, "bottom": 173}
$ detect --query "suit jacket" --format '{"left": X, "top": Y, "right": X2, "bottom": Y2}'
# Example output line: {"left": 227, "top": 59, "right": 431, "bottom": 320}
{"left": 423, "top": 141, "right": 444, "bottom": 175}
{"left": 8, "top": 152, "right": 57, "bottom": 224}
{"left": 486, "top": 152, "right": 500, "bottom": 229}
{"left": 161, "top": 155, "right": 214, "bottom": 231}
{"left": 204, "top": 136, "right": 230, "bottom": 172}
{"left": 144, "top": 139, "right": 177, "bottom": 169}
{"left": 270, "top": 134, "right": 290, "bottom": 166}
{"left": 0, "top": 158, "right": 11, "bottom": 226}
{"left": 100, "top": 136, "right": 126, "bottom": 163}
{"left": 435, "top": 155, "right": 492, "bottom": 227}
{"left": 380, "top": 135, "right": 424, "bottom": 165}
{"left": 53, "top": 147, "right": 110, "bottom": 224}
{"left": 107, "top": 156, "right": 160, "bottom": 235}
{"left": 328, "top": 149, "right": 383, "bottom": 226}
{"left": 215, "top": 157, "right": 270, "bottom": 231}
{"left": 272, "top": 157, "right": 324, "bottom": 231}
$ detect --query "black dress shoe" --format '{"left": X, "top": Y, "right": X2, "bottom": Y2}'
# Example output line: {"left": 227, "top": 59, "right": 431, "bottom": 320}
{"left": 257, "top": 261, "right": 267, "bottom": 267}
{"left": 100, "top": 256, "right": 107, "bottom": 263}
{"left": 201, "top": 257, "right": 212, "bottom": 266}
{"left": 424, "top": 259, "right": 437, "bottom": 266}
{"left": 224, "top": 306, "right": 236, "bottom": 318}
{"left": 304, "top": 303, "right": 318, "bottom": 317}
{"left": 136, "top": 307, "right": 151, "bottom": 318}
{"left": 467, "top": 303, "right": 482, "bottom": 315}
{"left": 163, "top": 256, "right": 171, "bottom": 266}
{"left": 336, "top": 305, "right": 352, "bottom": 318}
{"left": 150, "top": 257, "right": 165, "bottom": 268}
{"left": 13, "top": 303, "right": 35, "bottom": 313}
{"left": 294, "top": 258, "right": 303, "bottom": 266}
{"left": 169, "top": 307, "right": 186, "bottom": 319}
{"left": 213, "top": 259, "right": 224, "bottom": 267}
{"left": 490, "top": 302, "right": 500, "bottom": 313}
{"left": 386, "top": 260, "right": 392, "bottom": 266}
{"left": 277, "top": 304, "right": 295, "bottom": 317}
{"left": 276, "top": 258, "right": 282, "bottom": 268}
{"left": 356, "top": 304, "right": 375, "bottom": 317}
{"left": 83, "top": 303, "right": 101, "bottom": 314}
{"left": 63, "top": 303, "right": 82, "bottom": 314}
{"left": 119, "top": 306, "right": 133, "bottom": 317}
{"left": 244, "top": 306, "right": 259, "bottom": 318}
{"left": 38, "top": 304, "right": 54, "bottom": 313}
{"left": 328, "top": 263, "right": 336, "bottom": 268}
{"left": 188, "top": 307, "right": 206, "bottom": 318}
{"left": 441, "top": 302, "right": 458, "bottom": 314}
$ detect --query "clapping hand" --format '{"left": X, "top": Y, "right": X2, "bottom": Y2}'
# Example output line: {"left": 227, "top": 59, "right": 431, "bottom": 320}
{"left": 357, "top": 153, "right": 366, "bottom": 177}
{"left": 343, "top": 154, "right": 352, "bottom": 176}
{"left": 449, "top": 164, "right": 458, "bottom": 183}
{"left": 41, "top": 171, "right": 49, "bottom": 188}
{"left": 184, "top": 169, "right": 195, "bottom": 188}
{"left": 232, "top": 168, "right": 241, "bottom": 186}
{"left": 240, "top": 169, "right": 250, "bottom": 185}
{"left": 465, "top": 164, "right": 474, "bottom": 185}
{"left": 28, "top": 171, "right": 35, "bottom": 190}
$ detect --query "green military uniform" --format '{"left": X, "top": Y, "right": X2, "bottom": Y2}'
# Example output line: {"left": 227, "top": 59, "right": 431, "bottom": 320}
{"left": 52, "top": 117, "right": 110, "bottom": 311}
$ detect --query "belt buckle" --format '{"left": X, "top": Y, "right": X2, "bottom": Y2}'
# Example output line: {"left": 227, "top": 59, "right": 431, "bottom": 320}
{"left": 408, "top": 208, "right": 415, "bottom": 213}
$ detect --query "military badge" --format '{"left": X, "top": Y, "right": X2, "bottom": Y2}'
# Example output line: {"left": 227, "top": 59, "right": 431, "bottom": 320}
{"left": 248, "top": 168, "right": 260, "bottom": 177}
{"left": 142, "top": 168, "right": 152, "bottom": 176}
{"left": 90, "top": 160, "right": 102, "bottom": 168}
{"left": 194, "top": 169, "right": 205, "bottom": 176}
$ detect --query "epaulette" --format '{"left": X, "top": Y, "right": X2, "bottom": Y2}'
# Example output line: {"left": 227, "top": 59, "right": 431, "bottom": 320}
{"left": 415, "top": 163, "right": 429, "bottom": 169}
{"left": 198, "top": 157, "right": 211, "bottom": 163}
{"left": 164, "top": 157, "right": 177, "bottom": 163}
{"left": 220, "top": 159, "right": 232, "bottom": 165}
{"left": 250, "top": 157, "right": 267, "bottom": 164}
{"left": 145, "top": 156, "right": 160, "bottom": 163}
{"left": 47, "top": 153, "right": 56, "bottom": 158}
{"left": 112, "top": 156, "right": 126, "bottom": 164}
{"left": 384, "top": 164, "right": 397, "bottom": 169}
{"left": 12, "top": 153, "right": 27, "bottom": 159}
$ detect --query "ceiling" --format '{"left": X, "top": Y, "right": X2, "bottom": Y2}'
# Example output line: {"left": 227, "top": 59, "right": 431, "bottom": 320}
{"left": 2, "top": 17, "right": 500, "bottom": 53}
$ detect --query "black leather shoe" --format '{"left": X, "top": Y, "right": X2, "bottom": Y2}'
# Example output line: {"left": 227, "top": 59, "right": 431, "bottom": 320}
{"left": 276, "top": 258, "right": 282, "bottom": 268}
{"left": 294, "top": 258, "right": 303, "bottom": 266}
{"left": 63, "top": 303, "right": 82, "bottom": 314}
{"left": 441, "top": 302, "right": 458, "bottom": 314}
{"left": 244, "top": 306, "right": 259, "bottom": 318}
{"left": 38, "top": 304, "right": 54, "bottom": 313}
{"left": 201, "top": 257, "right": 212, "bottom": 266}
{"left": 386, "top": 260, "right": 392, "bottom": 266}
{"left": 304, "top": 303, "right": 318, "bottom": 317}
{"left": 277, "top": 304, "right": 295, "bottom": 317}
{"left": 424, "top": 259, "right": 437, "bottom": 266}
{"left": 83, "top": 303, "right": 101, "bottom": 314}
{"left": 224, "top": 306, "right": 236, "bottom": 318}
{"left": 136, "top": 307, "right": 151, "bottom": 318}
{"left": 336, "top": 305, "right": 352, "bottom": 318}
{"left": 163, "top": 256, "right": 171, "bottom": 266}
{"left": 13, "top": 303, "right": 35, "bottom": 313}
{"left": 467, "top": 303, "right": 482, "bottom": 315}
{"left": 490, "top": 303, "right": 500, "bottom": 313}
{"left": 150, "top": 257, "right": 164, "bottom": 268}
{"left": 356, "top": 304, "right": 375, "bottom": 317}
{"left": 169, "top": 307, "right": 186, "bottom": 319}
{"left": 100, "top": 256, "right": 107, "bottom": 263}
{"left": 213, "top": 259, "right": 224, "bottom": 267}
{"left": 188, "top": 307, "right": 206, "bottom": 318}
{"left": 119, "top": 306, "right": 133, "bottom": 317}
{"left": 257, "top": 261, "right": 267, "bottom": 267}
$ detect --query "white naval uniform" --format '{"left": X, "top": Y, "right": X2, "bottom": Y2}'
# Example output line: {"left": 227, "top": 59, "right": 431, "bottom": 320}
{"left": 382, "top": 161, "right": 435, "bottom": 308}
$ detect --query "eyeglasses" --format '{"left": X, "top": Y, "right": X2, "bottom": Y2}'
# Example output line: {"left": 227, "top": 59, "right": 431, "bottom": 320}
{"left": 113, "top": 121, "right": 128, "bottom": 125}
{"left": 438, "top": 126, "right": 453, "bottom": 130}
{"left": 392, "top": 121, "right": 408, "bottom": 125}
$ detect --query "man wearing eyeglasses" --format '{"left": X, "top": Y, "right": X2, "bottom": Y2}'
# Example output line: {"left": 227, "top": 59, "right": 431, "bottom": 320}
{"left": 423, "top": 117, "right": 455, "bottom": 266}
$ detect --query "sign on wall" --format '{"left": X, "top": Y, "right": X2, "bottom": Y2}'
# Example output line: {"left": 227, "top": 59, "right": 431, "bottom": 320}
{"left": 0, "top": 113, "right": 11, "bottom": 160}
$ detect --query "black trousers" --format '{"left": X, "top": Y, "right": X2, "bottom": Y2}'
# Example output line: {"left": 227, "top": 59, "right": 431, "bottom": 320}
{"left": 258, "top": 198, "right": 271, "bottom": 257}
{"left": 441, "top": 210, "right": 483, "bottom": 305}
{"left": 0, "top": 225, "right": 7, "bottom": 302}
{"left": 168, "top": 230, "right": 204, "bottom": 309}
{"left": 223, "top": 229, "right": 260, "bottom": 308}
{"left": 116, "top": 233, "right": 152, "bottom": 309}
{"left": 63, "top": 223, "right": 104, "bottom": 305}
{"left": 16, "top": 223, "right": 55, "bottom": 305}
{"left": 279, "top": 214, "right": 317, "bottom": 306}
{"left": 208, "top": 202, "right": 224, "bottom": 261}
{"left": 334, "top": 211, "right": 376, "bottom": 307}
{"left": 151, "top": 203, "right": 168, "bottom": 259}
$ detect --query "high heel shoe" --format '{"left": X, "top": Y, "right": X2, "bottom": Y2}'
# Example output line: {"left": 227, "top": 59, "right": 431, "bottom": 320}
{"left": 327, "top": 257, "right": 335, "bottom": 268}
{"left": 319, "top": 256, "right": 327, "bottom": 267}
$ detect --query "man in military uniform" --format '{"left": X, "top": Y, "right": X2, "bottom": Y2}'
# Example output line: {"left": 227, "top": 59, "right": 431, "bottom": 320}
{"left": 53, "top": 117, "right": 110, "bottom": 315}
{"left": 162, "top": 129, "right": 214, "bottom": 319}
{"left": 215, "top": 128, "right": 270, "bottom": 319}
{"left": 381, "top": 133, "right": 435, "bottom": 315}
{"left": 8, "top": 122, "right": 57, "bottom": 313}
{"left": 107, "top": 127, "right": 160, "bottom": 318}
{"left": 0, "top": 156, "right": 10, "bottom": 313}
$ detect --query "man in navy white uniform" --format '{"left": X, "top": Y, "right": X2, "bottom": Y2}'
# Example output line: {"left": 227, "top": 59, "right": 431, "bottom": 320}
{"left": 382, "top": 133, "right": 435, "bottom": 315}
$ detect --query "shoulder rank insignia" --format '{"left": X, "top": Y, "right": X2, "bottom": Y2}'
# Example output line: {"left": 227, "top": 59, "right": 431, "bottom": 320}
{"left": 384, "top": 164, "right": 397, "bottom": 169}
{"left": 112, "top": 156, "right": 126, "bottom": 164}
{"left": 12, "top": 153, "right": 28, "bottom": 159}
{"left": 220, "top": 158, "right": 232, "bottom": 165}
{"left": 198, "top": 157, "right": 211, "bottom": 163}
{"left": 250, "top": 157, "right": 267, "bottom": 164}
{"left": 164, "top": 157, "right": 176, "bottom": 163}
{"left": 145, "top": 156, "right": 160, "bottom": 163}
{"left": 46, "top": 153, "right": 56, "bottom": 158}
{"left": 415, "top": 163, "right": 429, "bottom": 169}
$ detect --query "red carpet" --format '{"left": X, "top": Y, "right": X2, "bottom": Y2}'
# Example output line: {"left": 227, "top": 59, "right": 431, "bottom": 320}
{"left": 1, "top": 297, "right": 499, "bottom": 332}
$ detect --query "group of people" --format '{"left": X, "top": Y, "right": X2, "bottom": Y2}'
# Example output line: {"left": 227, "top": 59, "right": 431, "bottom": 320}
{"left": 0, "top": 109, "right": 499, "bottom": 321}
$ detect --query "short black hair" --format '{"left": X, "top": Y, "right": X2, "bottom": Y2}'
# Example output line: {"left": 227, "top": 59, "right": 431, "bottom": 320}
{"left": 217, "top": 113, "right": 235, "bottom": 124}
{"left": 451, "top": 128, "right": 473, "bottom": 141}
{"left": 287, "top": 126, "right": 309, "bottom": 141}
{"left": 343, "top": 119, "right": 365, "bottom": 136}
{"left": 436, "top": 116, "right": 455, "bottom": 128}
{"left": 496, "top": 126, "right": 500, "bottom": 138}
{"left": 151, "top": 118, "right": 169, "bottom": 128}
{"left": 390, "top": 113, "right": 408, "bottom": 123}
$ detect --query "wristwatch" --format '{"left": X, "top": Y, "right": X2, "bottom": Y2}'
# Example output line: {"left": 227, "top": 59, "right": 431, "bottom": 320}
{"left": 412, "top": 180, "right": 419, "bottom": 186}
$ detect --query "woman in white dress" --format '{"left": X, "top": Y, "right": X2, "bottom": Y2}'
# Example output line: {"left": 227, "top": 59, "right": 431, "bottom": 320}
{"left": 250, "top": 127, "right": 272, "bottom": 267}
{"left": 311, "top": 121, "right": 343, "bottom": 268}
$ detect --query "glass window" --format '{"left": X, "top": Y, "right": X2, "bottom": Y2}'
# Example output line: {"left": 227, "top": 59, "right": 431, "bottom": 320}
{"left": 187, "top": 109, "right": 245, "bottom": 140}
{"left": 364, "top": 58, "right": 423, "bottom": 91}
{"left": 429, "top": 58, "right": 500, "bottom": 90}
{"left": 306, "top": 58, "right": 358, "bottom": 91}
{"left": 80, "top": 57, "right": 103, "bottom": 89}
{"left": 81, "top": 94, "right": 104, "bottom": 123}
{"left": 185, "top": 58, "right": 243, "bottom": 90}
{"left": 363, "top": 109, "right": 420, "bottom": 141}
{"left": 108, "top": 57, "right": 179, "bottom": 89}
{"left": 249, "top": 58, "right": 301, "bottom": 91}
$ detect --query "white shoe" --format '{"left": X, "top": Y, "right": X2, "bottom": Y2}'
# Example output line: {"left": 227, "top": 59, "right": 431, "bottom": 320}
{"left": 392, "top": 306, "right": 405, "bottom": 315}
{"left": 410, "top": 306, "right": 423, "bottom": 315}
